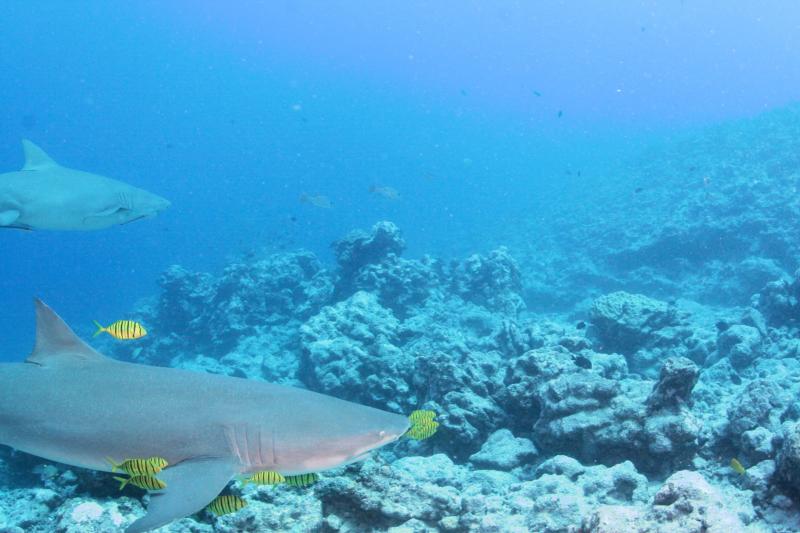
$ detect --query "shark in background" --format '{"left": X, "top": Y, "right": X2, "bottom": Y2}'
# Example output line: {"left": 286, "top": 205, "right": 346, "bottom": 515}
{"left": 0, "top": 140, "right": 170, "bottom": 230}
{"left": 0, "top": 300, "right": 410, "bottom": 532}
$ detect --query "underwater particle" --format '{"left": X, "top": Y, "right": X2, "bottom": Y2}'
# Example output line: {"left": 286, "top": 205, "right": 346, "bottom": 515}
{"left": 634, "top": 187, "right": 644, "bottom": 193}
{"left": 207, "top": 495, "right": 248, "bottom": 516}
{"left": 240, "top": 470, "right": 285, "bottom": 486}
{"left": 730, "top": 458, "right": 746, "bottom": 475}
{"left": 533, "top": 90, "right": 542, "bottom": 97}
{"left": 284, "top": 473, "right": 319, "bottom": 487}
{"left": 93, "top": 320, "right": 147, "bottom": 340}
{"left": 575, "top": 321, "right": 586, "bottom": 330}
{"left": 114, "top": 474, "right": 167, "bottom": 491}
{"left": 369, "top": 185, "right": 401, "bottom": 200}
{"left": 557, "top": 110, "right": 563, "bottom": 118}
{"left": 460, "top": 89, "right": 468, "bottom": 96}
{"left": 299, "top": 193, "right": 333, "bottom": 209}
{"left": 106, "top": 456, "right": 167, "bottom": 476}
{"left": 406, "top": 419, "right": 439, "bottom": 440}
{"left": 408, "top": 409, "right": 437, "bottom": 425}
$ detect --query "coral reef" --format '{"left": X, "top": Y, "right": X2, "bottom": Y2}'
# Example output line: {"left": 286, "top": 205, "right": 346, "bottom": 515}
{"left": 5, "top": 213, "right": 800, "bottom": 531}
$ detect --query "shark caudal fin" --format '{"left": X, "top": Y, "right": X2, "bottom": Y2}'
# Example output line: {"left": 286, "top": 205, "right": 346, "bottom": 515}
{"left": 93, "top": 321, "right": 106, "bottom": 338}
{"left": 27, "top": 299, "right": 112, "bottom": 367}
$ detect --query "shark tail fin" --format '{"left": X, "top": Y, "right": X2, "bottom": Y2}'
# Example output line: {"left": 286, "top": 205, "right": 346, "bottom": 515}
{"left": 93, "top": 321, "right": 105, "bottom": 338}
{"left": 114, "top": 476, "right": 130, "bottom": 490}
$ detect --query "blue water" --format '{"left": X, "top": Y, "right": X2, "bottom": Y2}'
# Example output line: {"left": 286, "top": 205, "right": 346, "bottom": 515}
{"left": 1, "top": 0, "right": 799, "bottom": 359}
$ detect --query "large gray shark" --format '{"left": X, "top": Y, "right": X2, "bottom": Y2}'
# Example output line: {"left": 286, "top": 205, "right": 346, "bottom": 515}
{"left": 0, "top": 140, "right": 170, "bottom": 230}
{"left": 0, "top": 300, "right": 410, "bottom": 532}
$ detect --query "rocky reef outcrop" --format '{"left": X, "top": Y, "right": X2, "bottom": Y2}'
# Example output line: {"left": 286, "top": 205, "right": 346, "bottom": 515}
{"left": 6, "top": 218, "right": 800, "bottom": 532}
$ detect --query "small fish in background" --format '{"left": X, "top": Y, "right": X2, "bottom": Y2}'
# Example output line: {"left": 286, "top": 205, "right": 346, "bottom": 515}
{"left": 369, "top": 185, "right": 401, "bottom": 200}
{"left": 284, "top": 473, "right": 319, "bottom": 487}
{"left": 730, "top": 458, "right": 747, "bottom": 475}
{"left": 93, "top": 320, "right": 147, "bottom": 340}
{"left": 460, "top": 89, "right": 468, "bottom": 96}
{"left": 207, "top": 495, "right": 248, "bottom": 516}
{"left": 240, "top": 470, "right": 285, "bottom": 486}
{"left": 557, "top": 110, "right": 563, "bottom": 118}
{"left": 106, "top": 456, "right": 168, "bottom": 476}
{"left": 533, "top": 90, "right": 542, "bottom": 97}
{"left": 406, "top": 419, "right": 439, "bottom": 440}
{"left": 634, "top": 187, "right": 644, "bottom": 194}
{"left": 299, "top": 193, "right": 333, "bottom": 209}
{"left": 114, "top": 474, "right": 167, "bottom": 491}
{"left": 575, "top": 321, "right": 586, "bottom": 330}
{"left": 408, "top": 409, "right": 437, "bottom": 425}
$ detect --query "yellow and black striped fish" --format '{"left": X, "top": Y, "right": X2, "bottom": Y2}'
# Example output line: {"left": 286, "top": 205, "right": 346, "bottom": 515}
{"left": 406, "top": 419, "right": 439, "bottom": 440}
{"left": 240, "top": 470, "right": 285, "bottom": 486}
{"left": 114, "top": 474, "right": 166, "bottom": 491}
{"left": 284, "top": 473, "right": 319, "bottom": 487}
{"left": 207, "top": 495, "right": 248, "bottom": 516}
{"left": 106, "top": 456, "right": 168, "bottom": 476}
{"left": 730, "top": 458, "right": 747, "bottom": 475}
{"left": 93, "top": 320, "right": 147, "bottom": 340}
{"left": 408, "top": 410, "right": 437, "bottom": 425}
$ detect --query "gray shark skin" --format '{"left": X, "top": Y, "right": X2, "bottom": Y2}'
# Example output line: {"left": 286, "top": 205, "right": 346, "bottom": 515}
{"left": 0, "top": 300, "right": 410, "bottom": 532}
{"left": 0, "top": 140, "right": 170, "bottom": 230}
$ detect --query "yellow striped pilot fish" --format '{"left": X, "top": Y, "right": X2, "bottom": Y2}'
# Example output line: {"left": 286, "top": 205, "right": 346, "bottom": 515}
{"left": 406, "top": 419, "right": 439, "bottom": 440}
{"left": 106, "top": 456, "right": 168, "bottom": 476}
{"left": 240, "top": 470, "right": 285, "bottom": 486}
{"left": 408, "top": 410, "right": 437, "bottom": 425}
{"left": 284, "top": 473, "right": 319, "bottom": 487}
{"left": 114, "top": 474, "right": 166, "bottom": 491}
{"left": 730, "top": 458, "right": 747, "bottom": 475}
{"left": 207, "top": 495, "right": 248, "bottom": 516}
{"left": 93, "top": 320, "right": 147, "bottom": 340}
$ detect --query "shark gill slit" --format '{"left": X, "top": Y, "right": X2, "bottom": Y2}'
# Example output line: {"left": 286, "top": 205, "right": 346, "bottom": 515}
{"left": 271, "top": 429, "right": 277, "bottom": 465}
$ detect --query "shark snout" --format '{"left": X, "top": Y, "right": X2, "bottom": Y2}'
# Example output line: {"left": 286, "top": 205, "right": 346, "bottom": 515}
{"left": 150, "top": 195, "right": 171, "bottom": 213}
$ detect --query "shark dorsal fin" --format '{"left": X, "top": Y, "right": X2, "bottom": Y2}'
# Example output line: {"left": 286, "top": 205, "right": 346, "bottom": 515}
{"left": 21, "top": 139, "right": 59, "bottom": 171}
{"left": 27, "top": 299, "right": 111, "bottom": 366}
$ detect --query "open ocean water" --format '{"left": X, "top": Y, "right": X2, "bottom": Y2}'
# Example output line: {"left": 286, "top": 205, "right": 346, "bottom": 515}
{"left": 1, "top": 2, "right": 800, "bottom": 532}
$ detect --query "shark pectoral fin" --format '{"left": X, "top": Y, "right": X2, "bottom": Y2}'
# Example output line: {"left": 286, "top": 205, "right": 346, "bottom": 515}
{"left": 125, "top": 457, "right": 236, "bottom": 533}
{"left": 0, "top": 210, "right": 20, "bottom": 226}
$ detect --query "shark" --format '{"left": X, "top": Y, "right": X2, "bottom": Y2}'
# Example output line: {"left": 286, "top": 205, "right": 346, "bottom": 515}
{"left": 0, "top": 300, "right": 411, "bottom": 532}
{"left": 0, "top": 140, "right": 170, "bottom": 230}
